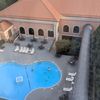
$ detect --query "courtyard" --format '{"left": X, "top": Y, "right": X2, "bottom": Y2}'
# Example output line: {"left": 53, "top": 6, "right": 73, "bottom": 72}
{"left": 0, "top": 36, "right": 78, "bottom": 100}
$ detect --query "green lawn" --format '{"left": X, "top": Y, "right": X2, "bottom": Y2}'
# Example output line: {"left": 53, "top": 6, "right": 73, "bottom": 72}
{"left": 0, "top": 0, "right": 17, "bottom": 11}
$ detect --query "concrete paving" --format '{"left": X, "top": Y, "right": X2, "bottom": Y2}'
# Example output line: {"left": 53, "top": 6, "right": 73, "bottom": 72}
{"left": 71, "top": 25, "right": 93, "bottom": 100}
{"left": 0, "top": 37, "right": 78, "bottom": 100}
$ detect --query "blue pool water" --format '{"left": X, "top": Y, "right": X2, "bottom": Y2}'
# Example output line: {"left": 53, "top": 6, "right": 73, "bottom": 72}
{"left": 0, "top": 61, "right": 61, "bottom": 100}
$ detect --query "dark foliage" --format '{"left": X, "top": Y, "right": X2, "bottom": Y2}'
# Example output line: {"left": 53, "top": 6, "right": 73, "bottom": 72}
{"left": 55, "top": 37, "right": 81, "bottom": 56}
{"left": 0, "top": 0, "right": 17, "bottom": 11}
{"left": 88, "top": 25, "right": 100, "bottom": 100}
{"left": 0, "top": 40, "right": 5, "bottom": 49}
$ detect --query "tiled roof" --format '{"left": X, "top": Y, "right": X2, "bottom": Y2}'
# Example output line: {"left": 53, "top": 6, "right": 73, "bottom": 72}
{"left": 0, "top": 0, "right": 100, "bottom": 21}
{"left": 0, "top": 20, "right": 13, "bottom": 32}
{"left": 49, "top": 0, "right": 100, "bottom": 18}
{"left": 0, "top": 0, "right": 57, "bottom": 21}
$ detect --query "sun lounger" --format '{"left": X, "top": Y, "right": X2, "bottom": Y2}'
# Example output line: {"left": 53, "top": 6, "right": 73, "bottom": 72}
{"left": 68, "top": 72, "right": 77, "bottom": 77}
{"left": 24, "top": 47, "right": 29, "bottom": 53}
{"left": 14, "top": 46, "right": 19, "bottom": 52}
{"left": 66, "top": 77, "right": 74, "bottom": 81}
{"left": 21, "top": 47, "right": 26, "bottom": 53}
{"left": 63, "top": 87, "right": 73, "bottom": 92}
{"left": 0, "top": 49, "right": 4, "bottom": 52}
{"left": 19, "top": 47, "right": 24, "bottom": 53}
{"left": 30, "top": 48, "right": 35, "bottom": 54}
{"left": 71, "top": 81, "right": 75, "bottom": 84}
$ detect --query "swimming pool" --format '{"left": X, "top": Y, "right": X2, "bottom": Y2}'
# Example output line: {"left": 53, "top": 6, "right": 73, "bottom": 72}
{"left": 0, "top": 61, "right": 61, "bottom": 100}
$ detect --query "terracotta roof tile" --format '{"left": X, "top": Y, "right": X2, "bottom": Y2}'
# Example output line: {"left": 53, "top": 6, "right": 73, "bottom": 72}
{"left": 0, "top": 0, "right": 57, "bottom": 21}
{"left": 0, "top": 0, "right": 100, "bottom": 20}
{"left": 49, "top": 0, "right": 100, "bottom": 18}
{"left": 0, "top": 20, "right": 12, "bottom": 32}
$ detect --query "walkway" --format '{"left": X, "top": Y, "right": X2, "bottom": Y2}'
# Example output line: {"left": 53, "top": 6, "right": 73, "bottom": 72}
{"left": 71, "top": 24, "right": 93, "bottom": 100}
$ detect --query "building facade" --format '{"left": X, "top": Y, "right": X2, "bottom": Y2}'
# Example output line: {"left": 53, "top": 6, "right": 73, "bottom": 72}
{"left": 0, "top": 0, "right": 100, "bottom": 41}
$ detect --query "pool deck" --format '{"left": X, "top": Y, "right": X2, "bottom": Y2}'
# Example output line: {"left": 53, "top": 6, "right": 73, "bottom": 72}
{"left": 0, "top": 37, "right": 78, "bottom": 100}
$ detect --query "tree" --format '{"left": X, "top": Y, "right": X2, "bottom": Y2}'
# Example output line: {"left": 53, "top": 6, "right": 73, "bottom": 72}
{"left": 55, "top": 39, "right": 71, "bottom": 54}
{"left": 70, "top": 37, "right": 81, "bottom": 56}
{"left": 89, "top": 25, "right": 100, "bottom": 100}
{"left": 0, "top": 0, "right": 17, "bottom": 11}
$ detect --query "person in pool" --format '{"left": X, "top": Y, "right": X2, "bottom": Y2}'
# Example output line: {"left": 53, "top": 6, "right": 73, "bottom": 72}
{"left": 48, "top": 66, "right": 51, "bottom": 71}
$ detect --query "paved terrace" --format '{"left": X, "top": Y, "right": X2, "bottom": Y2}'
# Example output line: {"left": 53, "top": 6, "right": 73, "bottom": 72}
{"left": 0, "top": 37, "right": 78, "bottom": 100}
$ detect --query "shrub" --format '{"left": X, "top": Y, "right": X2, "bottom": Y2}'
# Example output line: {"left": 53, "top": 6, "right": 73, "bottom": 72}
{"left": 69, "top": 37, "right": 81, "bottom": 56}
{"left": 55, "top": 39, "right": 71, "bottom": 54}
{"left": 0, "top": 0, "right": 17, "bottom": 11}
{"left": 55, "top": 37, "right": 81, "bottom": 56}
{"left": 89, "top": 25, "right": 100, "bottom": 100}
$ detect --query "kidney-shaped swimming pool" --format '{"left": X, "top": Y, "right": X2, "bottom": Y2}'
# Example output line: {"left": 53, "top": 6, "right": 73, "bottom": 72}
{"left": 0, "top": 61, "right": 62, "bottom": 100}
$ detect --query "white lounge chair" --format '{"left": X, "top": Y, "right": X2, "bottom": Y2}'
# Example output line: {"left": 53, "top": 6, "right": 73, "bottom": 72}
{"left": 63, "top": 87, "right": 73, "bottom": 92}
{"left": 19, "top": 47, "right": 24, "bottom": 53}
{"left": 66, "top": 77, "right": 74, "bottom": 81}
{"left": 14, "top": 46, "right": 19, "bottom": 52}
{"left": 71, "top": 81, "right": 75, "bottom": 84}
{"left": 0, "top": 49, "right": 4, "bottom": 52}
{"left": 21, "top": 47, "right": 26, "bottom": 53}
{"left": 24, "top": 47, "right": 29, "bottom": 53}
{"left": 68, "top": 72, "right": 77, "bottom": 77}
{"left": 30, "top": 48, "right": 35, "bottom": 54}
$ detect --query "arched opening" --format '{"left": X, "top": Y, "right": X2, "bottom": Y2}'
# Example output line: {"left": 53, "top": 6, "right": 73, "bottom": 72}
{"left": 19, "top": 27, "right": 25, "bottom": 34}
{"left": 29, "top": 28, "right": 34, "bottom": 35}
{"left": 63, "top": 25, "right": 69, "bottom": 32}
{"left": 38, "top": 29, "right": 44, "bottom": 36}
{"left": 48, "top": 31, "right": 54, "bottom": 37}
{"left": 73, "top": 26, "right": 80, "bottom": 33}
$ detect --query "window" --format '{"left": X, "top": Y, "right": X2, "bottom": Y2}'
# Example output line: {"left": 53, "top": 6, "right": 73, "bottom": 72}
{"left": 48, "top": 31, "right": 54, "bottom": 37}
{"left": 19, "top": 27, "right": 25, "bottom": 34}
{"left": 38, "top": 29, "right": 44, "bottom": 36}
{"left": 29, "top": 28, "right": 34, "bottom": 35}
{"left": 63, "top": 25, "right": 69, "bottom": 32}
{"left": 73, "top": 26, "right": 79, "bottom": 33}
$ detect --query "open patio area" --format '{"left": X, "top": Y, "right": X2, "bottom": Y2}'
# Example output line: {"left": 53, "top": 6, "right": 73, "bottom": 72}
{"left": 0, "top": 36, "right": 78, "bottom": 100}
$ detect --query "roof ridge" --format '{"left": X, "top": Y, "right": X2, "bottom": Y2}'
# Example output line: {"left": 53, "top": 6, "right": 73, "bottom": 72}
{"left": 41, "top": 0, "right": 63, "bottom": 21}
